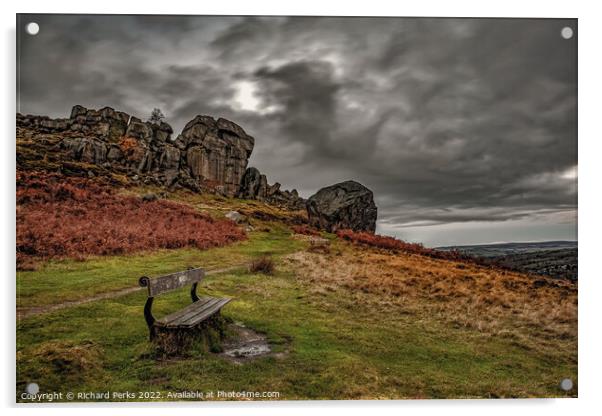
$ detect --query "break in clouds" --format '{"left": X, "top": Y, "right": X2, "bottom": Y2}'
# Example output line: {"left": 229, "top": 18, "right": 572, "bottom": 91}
{"left": 17, "top": 15, "right": 577, "bottom": 246}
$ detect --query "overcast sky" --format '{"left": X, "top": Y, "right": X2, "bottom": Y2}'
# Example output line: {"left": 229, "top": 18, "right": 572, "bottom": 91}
{"left": 17, "top": 15, "right": 577, "bottom": 246}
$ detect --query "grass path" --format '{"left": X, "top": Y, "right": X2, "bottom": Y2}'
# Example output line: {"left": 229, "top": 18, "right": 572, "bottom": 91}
{"left": 16, "top": 263, "right": 247, "bottom": 319}
{"left": 17, "top": 224, "right": 306, "bottom": 310}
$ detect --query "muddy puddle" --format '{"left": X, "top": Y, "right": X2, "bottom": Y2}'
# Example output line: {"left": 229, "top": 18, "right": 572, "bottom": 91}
{"left": 219, "top": 322, "right": 282, "bottom": 363}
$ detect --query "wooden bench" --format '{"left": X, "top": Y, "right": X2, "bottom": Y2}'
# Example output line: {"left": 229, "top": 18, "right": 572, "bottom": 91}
{"left": 138, "top": 267, "right": 231, "bottom": 341}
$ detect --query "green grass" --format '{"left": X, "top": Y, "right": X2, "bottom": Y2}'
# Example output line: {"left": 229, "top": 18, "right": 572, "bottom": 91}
{"left": 17, "top": 252, "right": 576, "bottom": 401}
{"left": 15, "top": 192, "right": 576, "bottom": 401}
{"left": 17, "top": 223, "right": 305, "bottom": 310}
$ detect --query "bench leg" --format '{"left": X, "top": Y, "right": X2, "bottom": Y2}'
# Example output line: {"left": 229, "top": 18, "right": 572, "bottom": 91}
{"left": 190, "top": 282, "right": 200, "bottom": 303}
{"left": 143, "top": 297, "right": 156, "bottom": 341}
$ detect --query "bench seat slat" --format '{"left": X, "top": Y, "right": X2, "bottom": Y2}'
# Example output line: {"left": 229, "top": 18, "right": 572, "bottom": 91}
{"left": 156, "top": 296, "right": 231, "bottom": 329}
{"left": 158, "top": 297, "right": 220, "bottom": 327}
{"left": 155, "top": 297, "right": 214, "bottom": 326}
{"left": 176, "top": 298, "right": 231, "bottom": 327}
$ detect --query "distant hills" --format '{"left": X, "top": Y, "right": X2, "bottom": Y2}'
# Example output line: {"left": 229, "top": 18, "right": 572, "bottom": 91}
{"left": 438, "top": 241, "right": 577, "bottom": 281}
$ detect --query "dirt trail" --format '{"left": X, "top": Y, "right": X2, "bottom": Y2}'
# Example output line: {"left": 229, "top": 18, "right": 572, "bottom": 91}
{"left": 17, "top": 263, "right": 246, "bottom": 319}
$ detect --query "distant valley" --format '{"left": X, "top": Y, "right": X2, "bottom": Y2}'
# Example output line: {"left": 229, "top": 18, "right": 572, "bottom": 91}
{"left": 437, "top": 241, "right": 578, "bottom": 281}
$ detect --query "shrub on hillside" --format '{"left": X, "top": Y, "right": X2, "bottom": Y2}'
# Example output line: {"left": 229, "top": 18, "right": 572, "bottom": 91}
{"left": 248, "top": 255, "right": 275, "bottom": 275}
{"left": 16, "top": 171, "right": 246, "bottom": 269}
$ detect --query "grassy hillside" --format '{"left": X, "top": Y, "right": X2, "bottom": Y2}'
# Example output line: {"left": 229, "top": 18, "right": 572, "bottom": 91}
{"left": 16, "top": 180, "right": 577, "bottom": 401}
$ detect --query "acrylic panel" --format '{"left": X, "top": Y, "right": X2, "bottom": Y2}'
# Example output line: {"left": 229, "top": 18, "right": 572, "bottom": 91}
{"left": 16, "top": 14, "right": 577, "bottom": 402}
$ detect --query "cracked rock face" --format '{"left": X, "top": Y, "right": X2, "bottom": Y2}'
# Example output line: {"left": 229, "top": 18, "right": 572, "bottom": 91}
{"left": 306, "top": 180, "right": 378, "bottom": 233}
{"left": 238, "top": 167, "right": 268, "bottom": 199}
{"left": 174, "top": 116, "right": 254, "bottom": 196}
{"left": 17, "top": 105, "right": 254, "bottom": 197}
{"left": 238, "top": 167, "right": 306, "bottom": 210}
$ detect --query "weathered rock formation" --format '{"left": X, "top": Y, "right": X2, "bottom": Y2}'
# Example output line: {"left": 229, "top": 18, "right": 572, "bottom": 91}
{"left": 17, "top": 105, "right": 254, "bottom": 197}
{"left": 174, "top": 115, "right": 254, "bottom": 196}
{"left": 17, "top": 106, "right": 367, "bottom": 215}
{"left": 238, "top": 167, "right": 306, "bottom": 210}
{"left": 306, "top": 180, "right": 377, "bottom": 233}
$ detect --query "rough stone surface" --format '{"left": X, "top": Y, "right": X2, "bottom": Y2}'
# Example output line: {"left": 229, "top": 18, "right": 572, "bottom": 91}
{"left": 125, "top": 118, "right": 153, "bottom": 141}
{"left": 17, "top": 105, "right": 255, "bottom": 197}
{"left": 306, "top": 180, "right": 378, "bottom": 233}
{"left": 225, "top": 211, "right": 249, "bottom": 225}
{"left": 238, "top": 167, "right": 266, "bottom": 199}
{"left": 17, "top": 105, "right": 322, "bottom": 212}
{"left": 173, "top": 115, "right": 254, "bottom": 197}
{"left": 238, "top": 167, "right": 306, "bottom": 210}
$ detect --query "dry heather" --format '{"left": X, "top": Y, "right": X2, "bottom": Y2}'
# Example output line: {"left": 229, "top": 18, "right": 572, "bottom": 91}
{"left": 291, "top": 224, "right": 321, "bottom": 236}
{"left": 16, "top": 171, "right": 246, "bottom": 269}
{"left": 249, "top": 255, "right": 276, "bottom": 275}
{"left": 336, "top": 229, "right": 473, "bottom": 262}
{"left": 283, "top": 245, "right": 577, "bottom": 351}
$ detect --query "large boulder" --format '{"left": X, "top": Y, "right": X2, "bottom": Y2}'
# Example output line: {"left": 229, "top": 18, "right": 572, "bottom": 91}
{"left": 306, "top": 180, "right": 377, "bottom": 233}
{"left": 175, "top": 115, "right": 254, "bottom": 197}
{"left": 176, "top": 115, "right": 216, "bottom": 149}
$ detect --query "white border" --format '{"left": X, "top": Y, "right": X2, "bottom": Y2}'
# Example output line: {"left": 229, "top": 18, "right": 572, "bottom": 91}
{"left": 2, "top": 1, "right": 601, "bottom": 415}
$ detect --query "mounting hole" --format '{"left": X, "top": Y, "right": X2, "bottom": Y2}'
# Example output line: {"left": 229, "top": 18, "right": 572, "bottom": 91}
{"left": 560, "top": 378, "right": 573, "bottom": 391}
{"left": 26, "top": 382, "right": 39, "bottom": 395}
{"left": 25, "top": 22, "right": 40, "bottom": 36}
{"left": 561, "top": 26, "right": 573, "bottom": 39}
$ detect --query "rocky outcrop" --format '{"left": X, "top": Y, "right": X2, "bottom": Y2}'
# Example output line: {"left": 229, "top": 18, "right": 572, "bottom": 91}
{"left": 18, "top": 105, "right": 131, "bottom": 142}
{"left": 238, "top": 167, "right": 306, "bottom": 210}
{"left": 239, "top": 167, "right": 268, "bottom": 199}
{"left": 174, "top": 115, "right": 254, "bottom": 197}
{"left": 17, "top": 106, "right": 374, "bottom": 217}
{"left": 17, "top": 105, "right": 254, "bottom": 197}
{"left": 306, "top": 180, "right": 377, "bottom": 233}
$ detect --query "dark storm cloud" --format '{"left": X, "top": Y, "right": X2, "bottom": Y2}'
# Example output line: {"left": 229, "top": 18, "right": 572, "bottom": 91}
{"left": 253, "top": 60, "right": 342, "bottom": 158}
{"left": 17, "top": 15, "right": 577, "bottom": 241}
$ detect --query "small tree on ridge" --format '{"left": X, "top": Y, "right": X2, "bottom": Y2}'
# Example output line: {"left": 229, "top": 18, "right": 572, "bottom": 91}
{"left": 148, "top": 108, "right": 165, "bottom": 125}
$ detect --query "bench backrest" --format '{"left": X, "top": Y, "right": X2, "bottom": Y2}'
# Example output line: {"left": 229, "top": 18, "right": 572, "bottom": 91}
{"left": 139, "top": 267, "right": 205, "bottom": 297}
